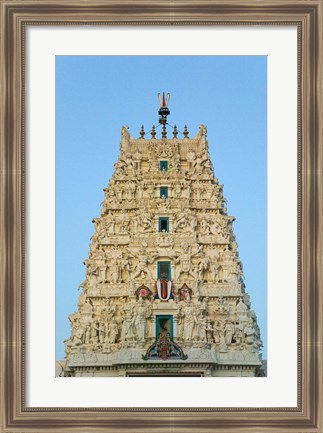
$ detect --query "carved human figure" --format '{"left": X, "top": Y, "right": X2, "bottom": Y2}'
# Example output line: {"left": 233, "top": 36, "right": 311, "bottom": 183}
{"left": 212, "top": 320, "right": 224, "bottom": 344}
{"left": 110, "top": 259, "right": 121, "bottom": 283}
{"left": 133, "top": 299, "right": 151, "bottom": 341}
{"left": 137, "top": 183, "right": 144, "bottom": 200}
{"left": 72, "top": 321, "right": 85, "bottom": 346}
{"left": 192, "top": 152, "right": 209, "bottom": 175}
{"left": 200, "top": 216, "right": 210, "bottom": 235}
{"left": 214, "top": 296, "right": 230, "bottom": 314}
{"left": 90, "top": 321, "right": 99, "bottom": 344}
{"left": 106, "top": 321, "right": 119, "bottom": 344}
{"left": 95, "top": 247, "right": 107, "bottom": 282}
{"left": 205, "top": 319, "right": 214, "bottom": 343}
{"left": 98, "top": 320, "right": 106, "bottom": 344}
{"left": 173, "top": 207, "right": 187, "bottom": 232}
{"left": 182, "top": 300, "right": 195, "bottom": 341}
{"left": 119, "top": 210, "right": 130, "bottom": 233}
{"left": 244, "top": 319, "right": 256, "bottom": 346}
{"left": 174, "top": 182, "right": 182, "bottom": 198}
{"left": 120, "top": 125, "right": 130, "bottom": 150}
{"left": 103, "top": 297, "right": 117, "bottom": 322}
{"left": 187, "top": 148, "right": 196, "bottom": 171}
{"left": 234, "top": 320, "right": 245, "bottom": 345}
{"left": 224, "top": 321, "right": 235, "bottom": 345}
{"left": 105, "top": 212, "right": 115, "bottom": 234}
{"left": 128, "top": 245, "right": 157, "bottom": 280}
{"left": 205, "top": 245, "right": 219, "bottom": 282}
{"left": 175, "top": 241, "right": 200, "bottom": 281}
{"left": 197, "top": 253, "right": 210, "bottom": 282}
{"left": 145, "top": 182, "right": 155, "bottom": 198}
{"left": 121, "top": 256, "right": 132, "bottom": 282}
{"left": 121, "top": 304, "right": 135, "bottom": 342}
{"left": 141, "top": 209, "right": 154, "bottom": 232}
{"left": 219, "top": 247, "right": 235, "bottom": 282}
{"left": 119, "top": 152, "right": 135, "bottom": 173}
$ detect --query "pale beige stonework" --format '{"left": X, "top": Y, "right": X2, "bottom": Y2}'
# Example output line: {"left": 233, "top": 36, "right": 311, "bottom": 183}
{"left": 64, "top": 124, "right": 263, "bottom": 377}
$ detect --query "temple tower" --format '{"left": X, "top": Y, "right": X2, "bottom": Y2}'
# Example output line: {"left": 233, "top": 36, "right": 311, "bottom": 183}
{"left": 64, "top": 94, "right": 263, "bottom": 377}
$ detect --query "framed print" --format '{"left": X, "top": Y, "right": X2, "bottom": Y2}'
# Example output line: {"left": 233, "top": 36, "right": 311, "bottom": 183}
{"left": 1, "top": 0, "right": 322, "bottom": 432}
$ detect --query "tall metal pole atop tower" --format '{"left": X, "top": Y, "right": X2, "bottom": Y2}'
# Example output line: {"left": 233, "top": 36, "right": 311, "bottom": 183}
{"left": 158, "top": 92, "right": 170, "bottom": 125}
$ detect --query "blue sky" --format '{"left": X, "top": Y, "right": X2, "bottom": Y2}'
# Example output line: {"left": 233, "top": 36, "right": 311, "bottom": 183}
{"left": 56, "top": 55, "right": 267, "bottom": 360}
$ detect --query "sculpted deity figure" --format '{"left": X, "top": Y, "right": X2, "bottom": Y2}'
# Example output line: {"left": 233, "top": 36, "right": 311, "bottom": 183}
{"left": 109, "top": 258, "right": 121, "bottom": 283}
{"left": 195, "top": 181, "right": 205, "bottom": 200}
{"left": 173, "top": 206, "right": 188, "bottom": 232}
{"left": 205, "top": 319, "right": 214, "bottom": 343}
{"left": 187, "top": 148, "right": 196, "bottom": 171}
{"left": 197, "top": 253, "right": 210, "bottom": 282}
{"left": 105, "top": 212, "right": 115, "bottom": 234}
{"left": 119, "top": 152, "right": 135, "bottom": 173}
{"left": 244, "top": 319, "right": 256, "bottom": 346}
{"left": 137, "top": 183, "right": 144, "bottom": 200}
{"left": 102, "top": 297, "right": 117, "bottom": 322}
{"left": 219, "top": 247, "right": 235, "bottom": 282}
{"left": 192, "top": 152, "right": 209, "bottom": 175}
{"left": 121, "top": 304, "right": 135, "bottom": 342}
{"left": 145, "top": 182, "right": 155, "bottom": 198}
{"left": 182, "top": 299, "right": 195, "bottom": 342}
{"left": 121, "top": 256, "right": 132, "bottom": 282}
{"left": 192, "top": 304, "right": 206, "bottom": 342}
{"left": 234, "top": 320, "right": 245, "bottom": 345}
{"left": 205, "top": 245, "right": 219, "bottom": 282}
{"left": 174, "top": 241, "right": 201, "bottom": 281}
{"left": 127, "top": 244, "right": 157, "bottom": 280}
{"left": 133, "top": 299, "right": 151, "bottom": 341}
{"left": 106, "top": 320, "right": 119, "bottom": 344}
{"left": 174, "top": 182, "right": 182, "bottom": 198}
{"left": 209, "top": 218, "right": 223, "bottom": 237}
{"left": 214, "top": 296, "right": 230, "bottom": 314}
{"left": 118, "top": 210, "right": 130, "bottom": 233}
{"left": 71, "top": 320, "right": 85, "bottom": 346}
{"left": 200, "top": 216, "right": 210, "bottom": 235}
{"left": 126, "top": 181, "right": 136, "bottom": 200}
{"left": 98, "top": 320, "right": 106, "bottom": 344}
{"left": 157, "top": 194, "right": 170, "bottom": 210}
{"left": 212, "top": 319, "right": 224, "bottom": 344}
{"left": 120, "top": 125, "right": 130, "bottom": 150}
{"left": 141, "top": 208, "right": 154, "bottom": 232}
{"left": 224, "top": 320, "right": 235, "bottom": 345}
{"left": 190, "top": 214, "right": 198, "bottom": 233}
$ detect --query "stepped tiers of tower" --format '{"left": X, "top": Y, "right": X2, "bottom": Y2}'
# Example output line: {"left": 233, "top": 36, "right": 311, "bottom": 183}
{"left": 64, "top": 124, "right": 263, "bottom": 377}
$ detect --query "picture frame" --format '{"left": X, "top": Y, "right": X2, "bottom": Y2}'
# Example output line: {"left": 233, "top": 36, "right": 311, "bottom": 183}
{"left": 0, "top": 0, "right": 322, "bottom": 432}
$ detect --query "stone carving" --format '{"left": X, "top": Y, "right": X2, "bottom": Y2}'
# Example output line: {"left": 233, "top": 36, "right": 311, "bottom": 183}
{"left": 133, "top": 299, "right": 152, "bottom": 341}
{"left": 173, "top": 207, "right": 188, "bottom": 232}
{"left": 174, "top": 241, "right": 201, "bottom": 281}
{"left": 65, "top": 123, "right": 263, "bottom": 377}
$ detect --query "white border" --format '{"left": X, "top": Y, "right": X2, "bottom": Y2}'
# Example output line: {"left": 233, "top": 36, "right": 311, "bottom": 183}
{"left": 27, "top": 27, "right": 297, "bottom": 407}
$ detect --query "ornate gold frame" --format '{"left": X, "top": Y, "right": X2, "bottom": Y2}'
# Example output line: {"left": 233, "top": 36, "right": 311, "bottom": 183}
{"left": 0, "top": 1, "right": 322, "bottom": 431}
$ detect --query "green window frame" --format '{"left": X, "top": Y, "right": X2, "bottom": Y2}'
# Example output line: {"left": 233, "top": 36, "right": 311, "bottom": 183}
{"left": 160, "top": 186, "right": 168, "bottom": 198}
{"left": 157, "top": 261, "right": 171, "bottom": 280}
{"left": 160, "top": 161, "right": 168, "bottom": 171}
{"left": 158, "top": 217, "right": 169, "bottom": 232}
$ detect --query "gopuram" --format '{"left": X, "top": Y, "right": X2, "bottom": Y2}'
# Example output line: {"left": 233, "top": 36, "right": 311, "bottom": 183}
{"left": 64, "top": 94, "right": 263, "bottom": 377}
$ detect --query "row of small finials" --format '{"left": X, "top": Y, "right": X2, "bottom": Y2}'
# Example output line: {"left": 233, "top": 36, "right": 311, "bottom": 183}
{"left": 139, "top": 124, "right": 190, "bottom": 139}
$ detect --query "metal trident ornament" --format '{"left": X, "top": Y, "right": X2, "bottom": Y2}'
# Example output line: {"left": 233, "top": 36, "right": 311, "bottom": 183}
{"left": 158, "top": 92, "right": 170, "bottom": 125}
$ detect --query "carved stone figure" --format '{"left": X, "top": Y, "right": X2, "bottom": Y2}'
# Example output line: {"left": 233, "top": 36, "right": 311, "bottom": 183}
{"left": 173, "top": 207, "right": 188, "bottom": 232}
{"left": 133, "top": 299, "right": 151, "bottom": 341}
{"left": 197, "top": 253, "right": 210, "bottom": 282}
{"left": 174, "top": 241, "right": 200, "bottom": 280}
